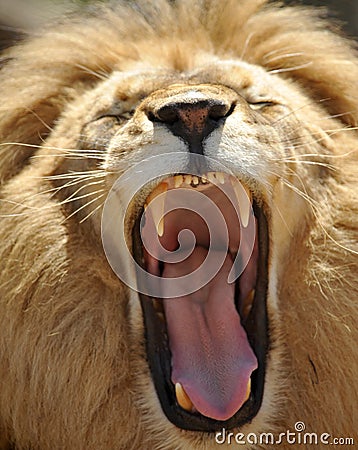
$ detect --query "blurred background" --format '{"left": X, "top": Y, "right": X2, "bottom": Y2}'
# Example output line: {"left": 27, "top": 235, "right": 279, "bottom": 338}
{"left": 287, "top": 0, "right": 358, "bottom": 37}
{"left": 0, "top": 0, "right": 357, "bottom": 51}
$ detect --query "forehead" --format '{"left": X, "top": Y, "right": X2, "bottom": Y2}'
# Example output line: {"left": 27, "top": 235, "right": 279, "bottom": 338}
{"left": 91, "top": 58, "right": 295, "bottom": 107}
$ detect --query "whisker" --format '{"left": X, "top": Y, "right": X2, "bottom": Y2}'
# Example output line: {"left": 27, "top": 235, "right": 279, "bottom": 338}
{"left": 0, "top": 198, "right": 43, "bottom": 218}
{"left": 281, "top": 159, "right": 337, "bottom": 171}
{"left": 264, "top": 52, "right": 306, "bottom": 64}
{"left": 0, "top": 198, "right": 41, "bottom": 210}
{"left": 3, "top": 147, "right": 104, "bottom": 165}
{"left": 32, "top": 153, "right": 106, "bottom": 160}
{"left": 273, "top": 150, "right": 358, "bottom": 161}
{"left": 26, "top": 177, "right": 105, "bottom": 201}
{"left": 273, "top": 202, "right": 294, "bottom": 237}
{"left": 62, "top": 193, "right": 106, "bottom": 223}
{"left": 325, "top": 126, "right": 358, "bottom": 134}
{"left": 61, "top": 189, "right": 105, "bottom": 205}
{"left": 0, "top": 178, "right": 107, "bottom": 219}
{"left": 280, "top": 177, "right": 319, "bottom": 210}
{"left": 24, "top": 108, "right": 55, "bottom": 134}
{"left": 75, "top": 64, "right": 109, "bottom": 81}
{"left": 240, "top": 32, "right": 254, "bottom": 60}
{"left": 40, "top": 170, "right": 106, "bottom": 181}
{"left": 279, "top": 127, "right": 358, "bottom": 151}
{"left": 315, "top": 111, "right": 356, "bottom": 121}
{"left": 80, "top": 202, "right": 104, "bottom": 224}
{"left": 271, "top": 98, "right": 331, "bottom": 125}
{"left": 0, "top": 142, "right": 41, "bottom": 149}
{"left": 1, "top": 141, "right": 106, "bottom": 158}
{"left": 274, "top": 169, "right": 358, "bottom": 255}
{"left": 0, "top": 198, "right": 56, "bottom": 218}
{"left": 263, "top": 46, "right": 298, "bottom": 60}
{"left": 268, "top": 61, "right": 313, "bottom": 74}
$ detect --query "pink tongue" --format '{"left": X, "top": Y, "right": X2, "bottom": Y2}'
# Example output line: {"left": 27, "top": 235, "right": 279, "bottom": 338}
{"left": 162, "top": 247, "right": 258, "bottom": 421}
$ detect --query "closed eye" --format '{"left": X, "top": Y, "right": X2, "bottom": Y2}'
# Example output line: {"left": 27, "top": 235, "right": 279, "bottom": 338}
{"left": 96, "top": 111, "right": 134, "bottom": 123}
{"left": 248, "top": 101, "right": 275, "bottom": 110}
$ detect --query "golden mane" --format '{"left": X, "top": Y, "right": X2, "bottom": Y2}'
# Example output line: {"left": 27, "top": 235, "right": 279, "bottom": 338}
{"left": 0, "top": 1, "right": 357, "bottom": 448}
{"left": 1, "top": 0, "right": 358, "bottom": 184}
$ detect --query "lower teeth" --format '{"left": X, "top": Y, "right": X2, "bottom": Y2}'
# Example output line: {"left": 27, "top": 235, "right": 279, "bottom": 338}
{"left": 175, "top": 382, "right": 194, "bottom": 412}
{"left": 241, "top": 289, "right": 255, "bottom": 319}
{"left": 174, "top": 378, "right": 252, "bottom": 415}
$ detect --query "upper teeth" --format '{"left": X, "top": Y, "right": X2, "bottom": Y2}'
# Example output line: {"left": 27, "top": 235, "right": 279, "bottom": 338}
{"left": 144, "top": 181, "right": 168, "bottom": 237}
{"left": 144, "top": 172, "right": 253, "bottom": 236}
{"left": 215, "top": 172, "right": 225, "bottom": 184}
{"left": 232, "top": 182, "right": 252, "bottom": 228}
{"left": 174, "top": 175, "right": 183, "bottom": 188}
{"left": 169, "top": 172, "right": 227, "bottom": 187}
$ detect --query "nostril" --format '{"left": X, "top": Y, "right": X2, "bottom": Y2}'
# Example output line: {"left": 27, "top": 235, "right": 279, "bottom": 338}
{"left": 208, "top": 101, "right": 235, "bottom": 121}
{"left": 148, "top": 99, "right": 234, "bottom": 127}
{"left": 147, "top": 105, "right": 179, "bottom": 125}
{"left": 144, "top": 88, "right": 239, "bottom": 155}
{"left": 146, "top": 110, "right": 157, "bottom": 122}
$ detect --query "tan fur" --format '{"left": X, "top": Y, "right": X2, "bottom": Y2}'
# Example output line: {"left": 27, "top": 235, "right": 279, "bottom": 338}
{"left": 0, "top": 1, "right": 357, "bottom": 449}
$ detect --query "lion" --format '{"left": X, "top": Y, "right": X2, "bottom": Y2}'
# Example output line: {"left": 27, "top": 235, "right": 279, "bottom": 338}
{"left": 0, "top": 0, "right": 357, "bottom": 449}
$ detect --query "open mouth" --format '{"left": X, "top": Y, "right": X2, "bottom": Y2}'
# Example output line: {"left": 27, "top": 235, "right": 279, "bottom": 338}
{"left": 133, "top": 172, "right": 269, "bottom": 432}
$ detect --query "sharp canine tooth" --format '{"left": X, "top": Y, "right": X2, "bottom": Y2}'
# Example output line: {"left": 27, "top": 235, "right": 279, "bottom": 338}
{"left": 174, "top": 175, "right": 184, "bottom": 188}
{"left": 175, "top": 383, "right": 193, "bottom": 412}
{"left": 232, "top": 181, "right": 251, "bottom": 227}
{"left": 157, "top": 218, "right": 164, "bottom": 237}
{"left": 243, "top": 184, "right": 253, "bottom": 202}
{"left": 146, "top": 182, "right": 167, "bottom": 237}
{"left": 207, "top": 172, "right": 216, "bottom": 183}
{"left": 245, "top": 378, "right": 251, "bottom": 403}
{"left": 216, "top": 172, "right": 225, "bottom": 184}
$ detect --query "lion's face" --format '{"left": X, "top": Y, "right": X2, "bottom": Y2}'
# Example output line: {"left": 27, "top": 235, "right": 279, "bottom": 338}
{"left": 1, "top": 1, "right": 357, "bottom": 448}
{"left": 45, "top": 57, "right": 331, "bottom": 435}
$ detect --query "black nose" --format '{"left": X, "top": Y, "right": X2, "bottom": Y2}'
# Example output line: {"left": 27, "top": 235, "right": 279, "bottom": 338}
{"left": 147, "top": 98, "right": 234, "bottom": 154}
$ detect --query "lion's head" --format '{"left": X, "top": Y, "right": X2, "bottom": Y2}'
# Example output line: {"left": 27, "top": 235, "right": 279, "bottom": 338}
{"left": 0, "top": 1, "right": 357, "bottom": 449}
